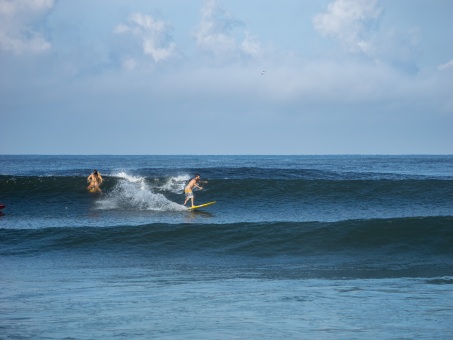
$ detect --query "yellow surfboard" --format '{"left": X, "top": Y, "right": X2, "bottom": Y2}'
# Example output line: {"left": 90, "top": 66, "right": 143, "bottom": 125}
{"left": 187, "top": 201, "right": 216, "bottom": 210}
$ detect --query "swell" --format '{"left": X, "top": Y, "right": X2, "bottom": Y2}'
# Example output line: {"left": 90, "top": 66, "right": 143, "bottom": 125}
{"left": 213, "top": 178, "right": 453, "bottom": 203}
{"left": 2, "top": 175, "right": 452, "bottom": 225}
{"left": 2, "top": 175, "right": 452, "bottom": 203}
{"left": 1, "top": 216, "right": 452, "bottom": 257}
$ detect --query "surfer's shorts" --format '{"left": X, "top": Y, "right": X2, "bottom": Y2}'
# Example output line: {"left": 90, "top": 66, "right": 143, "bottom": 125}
{"left": 185, "top": 189, "right": 194, "bottom": 198}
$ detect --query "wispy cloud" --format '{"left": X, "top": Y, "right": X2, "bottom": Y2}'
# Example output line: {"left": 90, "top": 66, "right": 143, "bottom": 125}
{"left": 438, "top": 59, "right": 453, "bottom": 71}
{"left": 0, "top": 0, "right": 55, "bottom": 54}
{"left": 313, "top": 0, "right": 381, "bottom": 54}
{"left": 115, "top": 12, "right": 175, "bottom": 63}
{"left": 312, "top": 0, "right": 422, "bottom": 73}
{"left": 193, "top": 0, "right": 261, "bottom": 60}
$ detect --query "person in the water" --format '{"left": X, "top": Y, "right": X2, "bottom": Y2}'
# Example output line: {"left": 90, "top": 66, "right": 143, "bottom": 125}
{"left": 87, "top": 169, "right": 103, "bottom": 193}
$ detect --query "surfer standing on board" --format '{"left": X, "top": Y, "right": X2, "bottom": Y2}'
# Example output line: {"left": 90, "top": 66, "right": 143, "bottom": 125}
{"left": 183, "top": 174, "right": 204, "bottom": 207}
{"left": 87, "top": 170, "right": 103, "bottom": 192}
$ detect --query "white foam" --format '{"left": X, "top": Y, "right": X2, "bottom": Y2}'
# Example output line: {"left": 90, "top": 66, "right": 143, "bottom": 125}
{"left": 158, "top": 174, "right": 190, "bottom": 194}
{"left": 97, "top": 172, "right": 186, "bottom": 211}
{"left": 111, "top": 171, "right": 144, "bottom": 183}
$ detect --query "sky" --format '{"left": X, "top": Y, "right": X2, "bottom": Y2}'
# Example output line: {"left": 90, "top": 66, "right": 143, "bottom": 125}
{"left": 1, "top": 0, "right": 452, "bottom": 155}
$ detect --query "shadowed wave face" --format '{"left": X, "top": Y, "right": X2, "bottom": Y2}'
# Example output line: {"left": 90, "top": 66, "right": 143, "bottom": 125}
{"left": 1, "top": 170, "right": 452, "bottom": 224}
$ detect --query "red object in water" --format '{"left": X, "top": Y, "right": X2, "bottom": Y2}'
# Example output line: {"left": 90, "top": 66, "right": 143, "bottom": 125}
{"left": 0, "top": 204, "right": 5, "bottom": 210}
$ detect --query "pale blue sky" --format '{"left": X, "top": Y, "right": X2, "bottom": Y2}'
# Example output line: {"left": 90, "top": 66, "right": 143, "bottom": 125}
{"left": 1, "top": 0, "right": 452, "bottom": 154}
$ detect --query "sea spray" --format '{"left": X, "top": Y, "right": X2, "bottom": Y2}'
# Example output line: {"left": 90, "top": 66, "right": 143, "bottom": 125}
{"left": 96, "top": 172, "right": 185, "bottom": 211}
{"left": 157, "top": 174, "right": 191, "bottom": 194}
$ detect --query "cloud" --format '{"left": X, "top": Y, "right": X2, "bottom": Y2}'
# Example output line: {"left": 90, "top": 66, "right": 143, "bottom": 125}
{"left": 438, "top": 59, "right": 453, "bottom": 71}
{"left": 313, "top": 0, "right": 381, "bottom": 54}
{"left": 313, "top": 0, "right": 422, "bottom": 73}
{"left": 241, "top": 31, "right": 261, "bottom": 57}
{"left": 115, "top": 12, "right": 175, "bottom": 63}
{"left": 193, "top": 0, "right": 261, "bottom": 60}
{"left": 0, "top": 0, "right": 55, "bottom": 54}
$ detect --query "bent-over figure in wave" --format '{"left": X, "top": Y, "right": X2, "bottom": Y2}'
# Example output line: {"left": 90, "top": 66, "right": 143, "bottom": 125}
{"left": 87, "top": 169, "right": 103, "bottom": 193}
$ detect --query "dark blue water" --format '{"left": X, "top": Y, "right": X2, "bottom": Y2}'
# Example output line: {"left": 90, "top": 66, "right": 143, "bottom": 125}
{"left": 1, "top": 155, "right": 453, "bottom": 339}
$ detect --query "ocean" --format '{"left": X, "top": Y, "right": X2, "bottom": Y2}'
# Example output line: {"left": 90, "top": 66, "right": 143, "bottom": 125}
{"left": 1, "top": 155, "right": 452, "bottom": 339}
